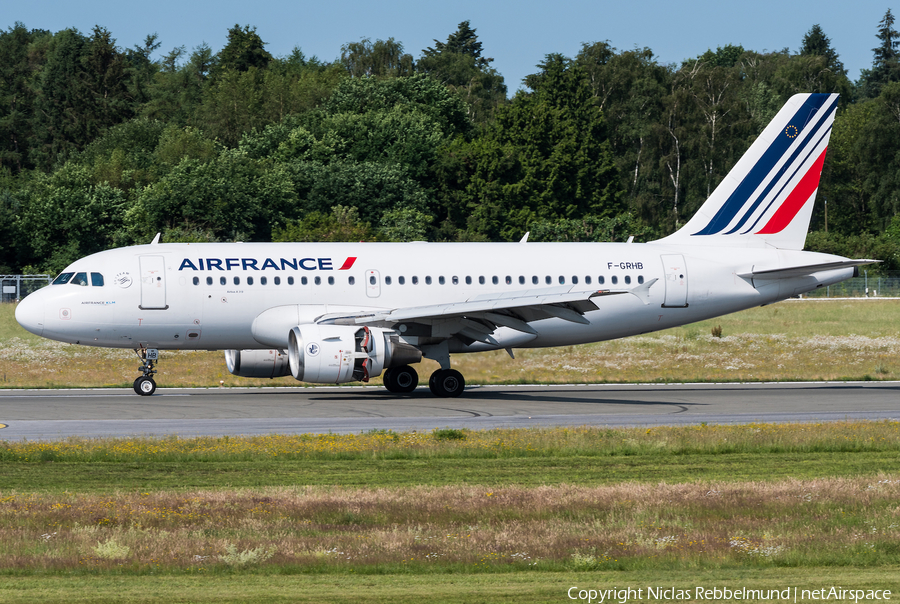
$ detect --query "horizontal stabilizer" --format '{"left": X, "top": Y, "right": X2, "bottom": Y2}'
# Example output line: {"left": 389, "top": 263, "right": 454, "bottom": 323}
{"left": 738, "top": 259, "right": 879, "bottom": 280}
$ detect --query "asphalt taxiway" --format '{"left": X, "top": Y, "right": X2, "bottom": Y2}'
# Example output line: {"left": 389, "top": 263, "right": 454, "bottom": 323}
{"left": 0, "top": 381, "right": 897, "bottom": 439}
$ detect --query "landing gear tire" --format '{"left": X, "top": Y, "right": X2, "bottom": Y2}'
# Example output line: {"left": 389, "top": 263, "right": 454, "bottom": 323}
{"left": 133, "top": 376, "right": 157, "bottom": 396}
{"left": 429, "top": 369, "right": 465, "bottom": 398}
{"left": 133, "top": 348, "right": 159, "bottom": 396}
{"left": 385, "top": 365, "right": 418, "bottom": 393}
{"left": 383, "top": 367, "right": 398, "bottom": 392}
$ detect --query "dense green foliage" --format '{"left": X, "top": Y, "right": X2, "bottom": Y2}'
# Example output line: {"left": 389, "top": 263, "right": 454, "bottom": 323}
{"left": 2, "top": 17, "right": 900, "bottom": 274}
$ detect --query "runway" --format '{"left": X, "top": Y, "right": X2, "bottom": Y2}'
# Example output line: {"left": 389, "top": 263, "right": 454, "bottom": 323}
{"left": 0, "top": 381, "right": 898, "bottom": 440}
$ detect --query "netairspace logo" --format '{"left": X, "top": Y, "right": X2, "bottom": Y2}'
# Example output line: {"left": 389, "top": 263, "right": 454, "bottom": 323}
{"left": 567, "top": 586, "right": 892, "bottom": 603}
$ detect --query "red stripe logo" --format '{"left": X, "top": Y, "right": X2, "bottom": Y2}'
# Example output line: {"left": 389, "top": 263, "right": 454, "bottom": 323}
{"left": 756, "top": 148, "right": 828, "bottom": 235}
{"left": 338, "top": 257, "right": 357, "bottom": 270}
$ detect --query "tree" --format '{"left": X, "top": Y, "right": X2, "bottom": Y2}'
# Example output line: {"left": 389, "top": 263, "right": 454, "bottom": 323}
{"left": 800, "top": 24, "right": 846, "bottom": 76}
{"left": 142, "top": 43, "right": 218, "bottom": 125}
{"left": 574, "top": 42, "right": 669, "bottom": 227}
{"left": 215, "top": 24, "right": 272, "bottom": 74}
{"left": 443, "top": 54, "right": 625, "bottom": 241}
{"left": 0, "top": 23, "right": 47, "bottom": 172}
{"left": 418, "top": 22, "right": 505, "bottom": 124}
{"left": 195, "top": 67, "right": 266, "bottom": 146}
{"left": 29, "top": 27, "right": 133, "bottom": 169}
{"left": 340, "top": 38, "right": 414, "bottom": 78}
{"left": 14, "top": 165, "right": 130, "bottom": 272}
{"left": 129, "top": 150, "right": 294, "bottom": 243}
{"left": 422, "top": 21, "right": 492, "bottom": 69}
{"left": 125, "top": 33, "right": 161, "bottom": 106}
{"left": 273, "top": 205, "right": 377, "bottom": 242}
{"left": 859, "top": 9, "right": 900, "bottom": 97}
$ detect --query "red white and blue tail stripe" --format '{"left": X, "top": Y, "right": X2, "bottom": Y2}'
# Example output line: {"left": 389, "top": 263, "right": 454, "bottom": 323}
{"left": 658, "top": 93, "right": 838, "bottom": 250}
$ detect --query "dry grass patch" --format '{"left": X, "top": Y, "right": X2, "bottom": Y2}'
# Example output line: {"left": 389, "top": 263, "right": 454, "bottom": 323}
{"left": 1, "top": 477, "right": 899, "bottom": 573}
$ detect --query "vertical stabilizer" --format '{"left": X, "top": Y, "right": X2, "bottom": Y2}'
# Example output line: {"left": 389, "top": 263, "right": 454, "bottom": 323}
{"left": 656, "top": 93, "right": 838, "bottom": 250}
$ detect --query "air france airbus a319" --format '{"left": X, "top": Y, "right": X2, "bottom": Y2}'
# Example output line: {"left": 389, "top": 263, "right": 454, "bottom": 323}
{"left": 15, "top": 93, "right": 875, "bottom": 397}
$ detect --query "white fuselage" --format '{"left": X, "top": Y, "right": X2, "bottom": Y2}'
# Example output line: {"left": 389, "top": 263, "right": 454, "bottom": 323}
{"left": 16, "top": 241, "right": 855, "bottom": 354}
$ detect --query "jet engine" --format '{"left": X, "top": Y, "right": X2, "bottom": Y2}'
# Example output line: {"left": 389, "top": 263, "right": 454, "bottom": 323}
{"left": 224, "top": 349, "right": 292, "bottom": 378}
{"left": 287, "top": 324, "right": 421, "bottom": 384}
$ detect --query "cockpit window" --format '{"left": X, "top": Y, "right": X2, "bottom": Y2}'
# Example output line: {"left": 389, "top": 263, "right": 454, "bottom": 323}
{"left": 52, "top": 273, "right": 74, "bottom": 285}
{"left": 71, "top": 272, "right": 89, "bottom": 286}
{"left": 90, "top": 272, "right": 104, "bottom": 286}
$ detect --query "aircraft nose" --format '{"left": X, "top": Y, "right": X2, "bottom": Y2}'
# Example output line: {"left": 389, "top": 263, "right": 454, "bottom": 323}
{"left": 15, "top": 294, "right": 45, "bottom": 337}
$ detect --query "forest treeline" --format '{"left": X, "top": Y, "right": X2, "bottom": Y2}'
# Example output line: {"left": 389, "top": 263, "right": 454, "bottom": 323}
{"left": 2, "top": 16, "right": 900, "bottom": 274}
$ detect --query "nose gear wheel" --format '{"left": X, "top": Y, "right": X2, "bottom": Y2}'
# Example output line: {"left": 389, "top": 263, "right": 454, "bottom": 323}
{"left": 133, "top": 348, "right": 159, "bottom": 396}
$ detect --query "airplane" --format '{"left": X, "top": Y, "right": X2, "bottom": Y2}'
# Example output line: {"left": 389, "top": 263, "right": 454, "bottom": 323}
{"left": 15, "top": 93, "right": 876, "bottom": 397}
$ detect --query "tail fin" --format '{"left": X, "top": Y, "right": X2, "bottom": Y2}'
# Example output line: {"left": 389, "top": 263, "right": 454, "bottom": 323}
{"left": 656, "top": 93, "right": 839, "bottom": 250}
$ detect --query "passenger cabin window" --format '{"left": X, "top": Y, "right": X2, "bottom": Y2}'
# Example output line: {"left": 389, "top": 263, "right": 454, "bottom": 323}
{"left": 585, "top": 276, "right": 592, "bottom": 285}
{"left": 425, "top": 276, "right": 432, "bottom": 285}
{"left": 314, "top": 276, "right": 321, "bottom": 285}
{"left": 465, "top": 276, "right": 472, "bottom": 285}
{"left": 492, "top": 276, "right": 499, "bottom": 285}
{"left": 275, "top": 276, "right": 281, "bottom": 285}
{"left": 288, "top": 276, "right": 295, "bottom": 285}
{"left": 572, "top": 276, "right": 578, "bottom": 285}
{"left": 598, "top": 276, "right": 605, "bottom": 285}
{"left": 90, "top": 273, "right": 104, "bottom": 286}
{"left": 412, "top": 276, "right": 419, "bottom": 285}
{"left": 206, "top": 276, "right": 213, "bottom": 286}
{"left": 53, "top": 273, "right": 74, "bottom": 285}
{"left": 247, "top": 276, "right": 254, "bottom": 285}
{"left": 439, "top": 276, "right": 446, "bottom": 285}
{"left": 452, "top": 276, "right": 459, "bottom": 285}
{"left": 72, "top": 272, "right": 89, "bottom": 286}
{"left": 220, "top": 276, "right": 227, "bottom": 285}
{"left": 545, "top": 276, "right": 551, "bottom": 284}
{"left": 399, "top": 276, "right": 405, "bottom": 285}
{"left": 234, "top": 277, "right": 240, "bottom": 285}
{"left": 505, "top": 276, "right": 512, "bottom": 285}
{"left": 328, "top": 276, "right": 334, "bottom": 285}
{"left": 385, "top": 276, "right": 392, "bottom": 285}
{"left": 638, "top": 275, "right": 644, "bottom": 284}
{"left": 532, "top": 276, "right": 539, "bottom": 285}
{"left": 301, "top": 276, "right": 308, "bottom": 285}
{"left": 261, "top": 276, "right": 268, "bottom": 285}
{"left": 611, "top": 276, "right": 618, "bottom": 285}
{"left": 624, "top": 276, "right": 631, "bottom": 285}
{"left": 193, "top": 276, "right": 199, "bottom": 286}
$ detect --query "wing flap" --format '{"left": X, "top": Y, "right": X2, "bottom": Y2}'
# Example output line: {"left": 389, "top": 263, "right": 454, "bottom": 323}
{"left": 738, "top": 260, "right": 879, "bottom": 280}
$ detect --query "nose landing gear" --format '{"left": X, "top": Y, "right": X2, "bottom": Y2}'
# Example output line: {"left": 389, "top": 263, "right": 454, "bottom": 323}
{"left": 133, "top": 348, "right": 158, "bottom": 396}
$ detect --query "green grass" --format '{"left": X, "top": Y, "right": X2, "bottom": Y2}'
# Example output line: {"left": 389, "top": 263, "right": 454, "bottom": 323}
{"left": 3, "top": 423, "right": 900, "bottom": 491}
{"left": 1, "top": 569, "right": 895, "bottom": 604}
{"left": 3, "top": 451, "right": 900, "bottom": 492}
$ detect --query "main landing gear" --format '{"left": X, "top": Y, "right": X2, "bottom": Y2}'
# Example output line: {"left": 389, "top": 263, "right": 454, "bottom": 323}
{"left": 429, "top": 368, "right": 465, "bottom": 398}
{"left": 133, "top": 348, "right": 158, "bottom": 396}
{"left": 381, "top": 365, "right": 466, "bottom": 397}
{"left": 382, "top": 365, "right": 418, "bottom": 393}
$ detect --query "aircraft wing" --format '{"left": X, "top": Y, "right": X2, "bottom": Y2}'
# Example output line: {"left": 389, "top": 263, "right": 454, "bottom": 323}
{"left": 738, "top": 260, "right": 879, "bottom": 280}
{"left": 317, "top": 279, "right": 658, "bottom": 345}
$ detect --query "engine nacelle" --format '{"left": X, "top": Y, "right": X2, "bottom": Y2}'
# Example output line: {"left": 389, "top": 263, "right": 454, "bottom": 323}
{"left": 287, "top": 324, "right": 421, "bottom": 384}
{"left": 224, "top": 349, "right": 291, "bottom": 378}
